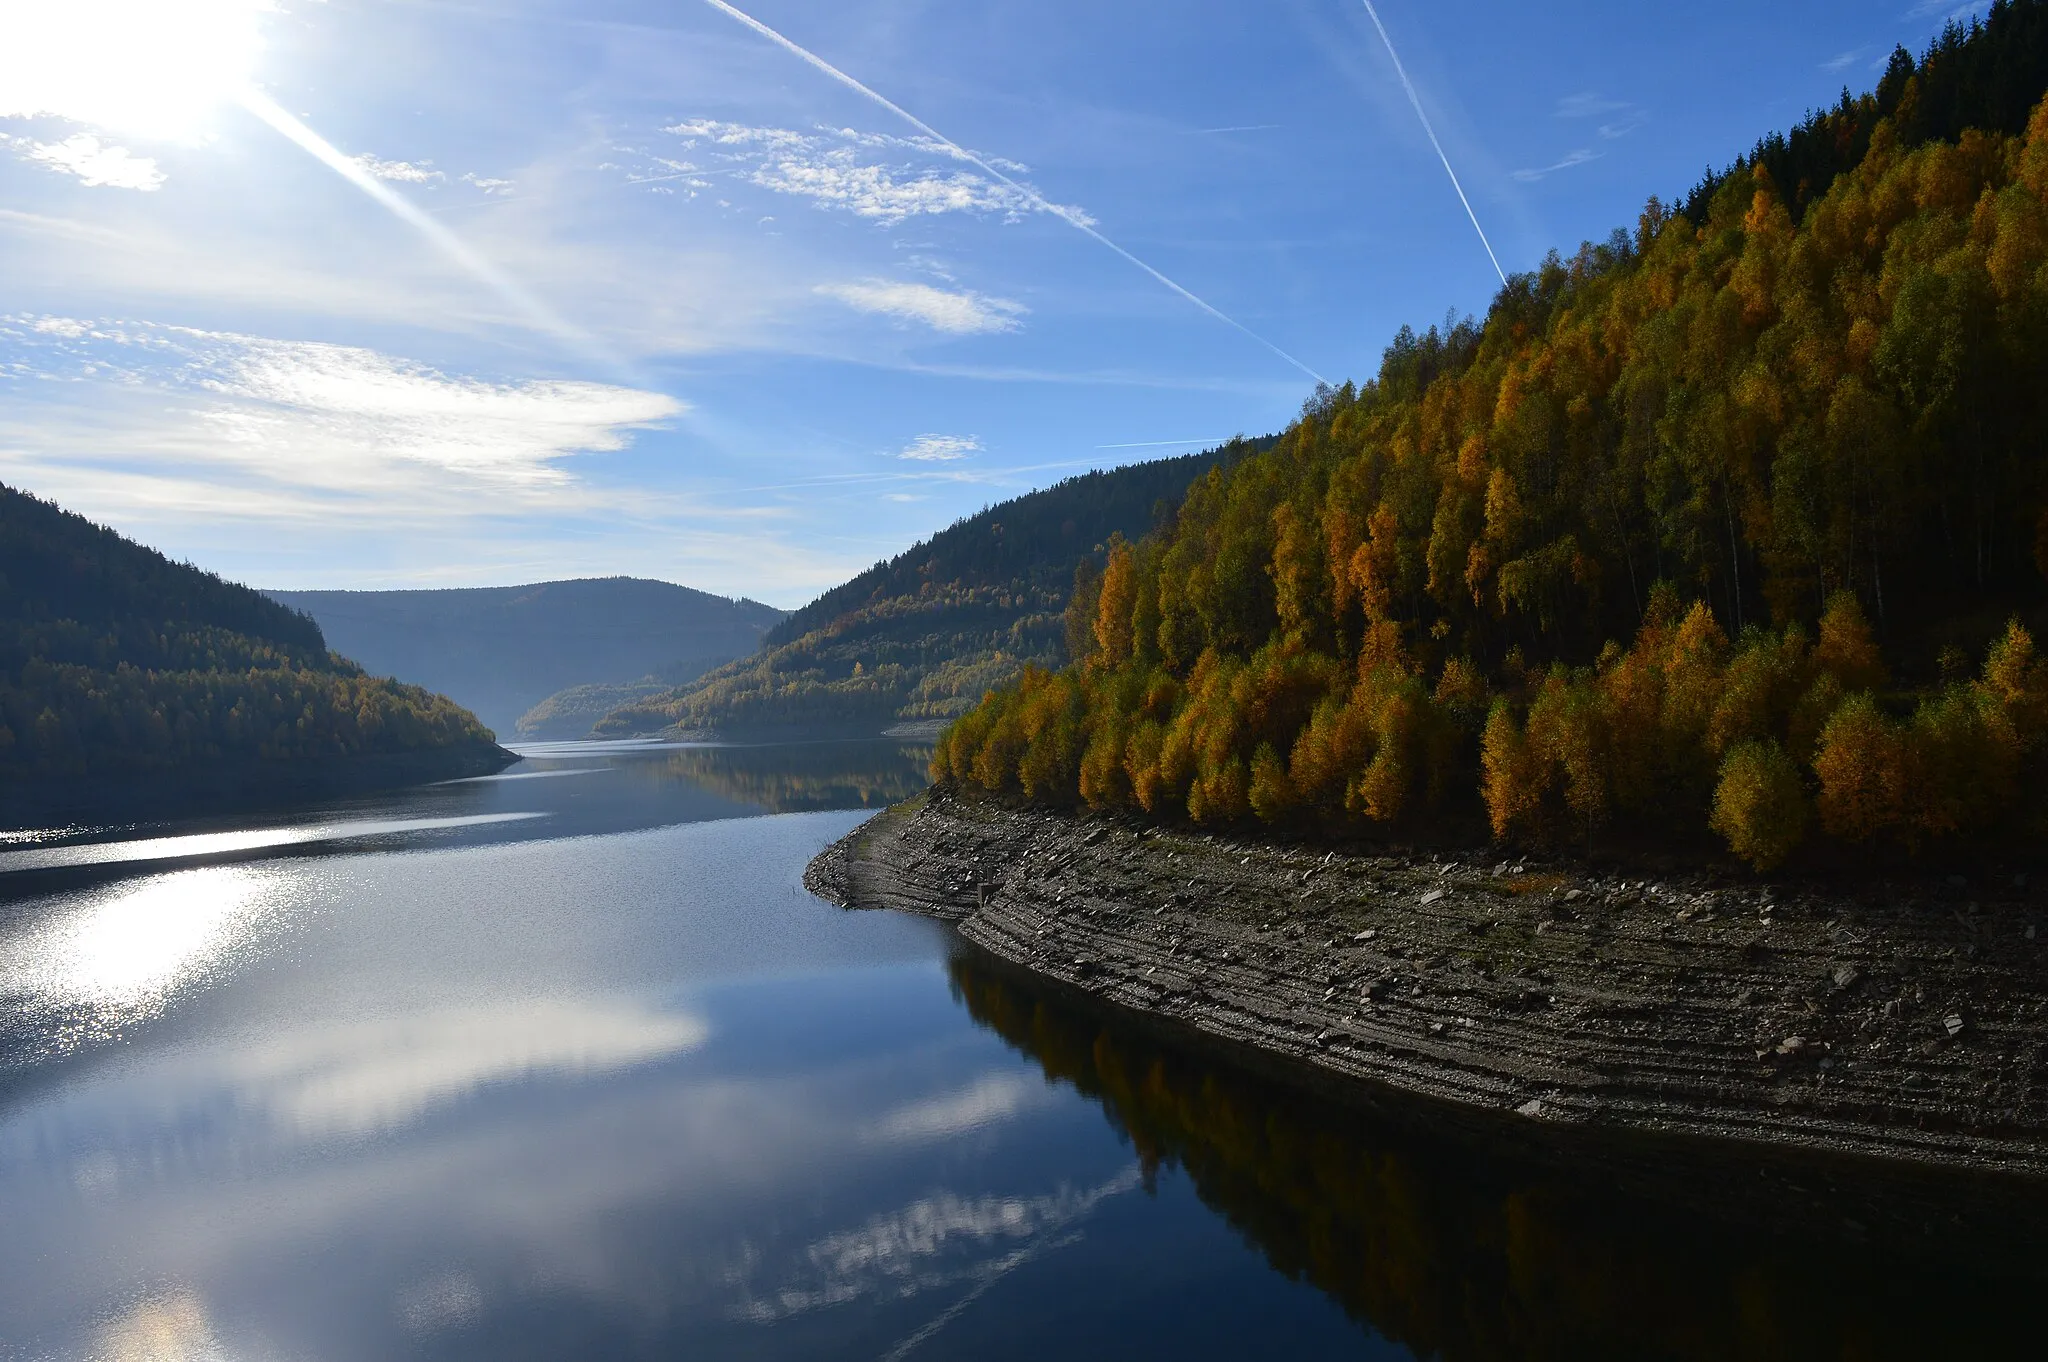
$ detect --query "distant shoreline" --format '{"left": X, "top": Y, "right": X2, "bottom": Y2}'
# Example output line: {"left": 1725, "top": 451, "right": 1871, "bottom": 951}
{"left": 1, "top": 741, "right": 516, "bottom": 831}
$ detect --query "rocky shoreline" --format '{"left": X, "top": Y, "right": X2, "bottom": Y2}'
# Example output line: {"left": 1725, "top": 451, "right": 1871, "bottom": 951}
{"left": 810, "top": 786, "right": 2048, "bottom": 1250}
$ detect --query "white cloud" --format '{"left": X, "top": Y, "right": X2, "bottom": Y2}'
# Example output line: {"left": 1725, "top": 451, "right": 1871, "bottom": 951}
{"left": 819, "top": 280, "right": 1026, "bottom": 335}
{"left": 462, "top": 172, "right": 514, "bottom": 195}
{"left": 1, "top": 315, "right": 681, "bottom": 491}
{"left": 1905, "top": 0, "right": 1989, "bottom": 19}
{"left": 13, "top": 133, "right": 164, "bottom": 190}
{"left": 1512, "top": 148, "right": 1600, "bottom": 182}
{"left": 353, "top": 154, "right": 443, "bottom": 184}
{"left": 896, "top": 433, "right": 981, "bottom": 462}
{"left": 1554, "top": 92, "right": 1629, "bottom": 119}
{"left": 654, "top": 119, "right": 1091, "bottom": 228}
{"left": 1553, "top": 92, "right": 1644, "bottom": 142}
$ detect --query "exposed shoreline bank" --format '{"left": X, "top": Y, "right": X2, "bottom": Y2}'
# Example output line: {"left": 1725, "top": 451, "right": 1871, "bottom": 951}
{"left": 811, "top": 786, "right": 2048, "bottom": 1254}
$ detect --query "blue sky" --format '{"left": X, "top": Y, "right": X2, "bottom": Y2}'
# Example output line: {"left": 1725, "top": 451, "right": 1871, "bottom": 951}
{"left": 0, "top": 0, "right": 1992, "bottom": 606}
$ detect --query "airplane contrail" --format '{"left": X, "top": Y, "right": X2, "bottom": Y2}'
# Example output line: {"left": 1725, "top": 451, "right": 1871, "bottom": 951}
{"left": 697, "top": 0, "right": 1329, "bottom": 387}
{"left": 238, "top": 88, "right": 609, "bottom": 361}
{"left": 1356, "top": 1, "right": 1507, "bottom": 285}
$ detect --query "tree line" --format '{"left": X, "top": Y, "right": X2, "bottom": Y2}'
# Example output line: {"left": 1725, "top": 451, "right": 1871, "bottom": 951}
{"left": 1, "top": 485, "right": 495, "bottom": 781}
{"left": 596, "top": 439, "right": 1274, "bottom": 737}
{"left": 937, "top": 54, "right": 2048, "bottom": 870}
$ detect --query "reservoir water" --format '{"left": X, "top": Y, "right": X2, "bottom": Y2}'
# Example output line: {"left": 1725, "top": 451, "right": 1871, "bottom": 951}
{"left": 0, "top": 741, "right": 2035, "bottom": 1360}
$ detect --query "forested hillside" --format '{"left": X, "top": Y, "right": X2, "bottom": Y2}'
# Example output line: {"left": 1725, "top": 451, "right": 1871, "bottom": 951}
{"left": 940, "top": 10, "right": 2048, "bottom": 871}
{"left": 1, "top": 484, "right": 498, "bottom": 787}
{"left": 595, "top": 439, "right": 1272, "bottom": 737}
{"left": 271, "top": 578, "right": 783, "bottom": 736}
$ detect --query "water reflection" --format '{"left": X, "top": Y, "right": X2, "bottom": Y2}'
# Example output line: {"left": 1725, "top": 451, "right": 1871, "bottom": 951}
{"left": 948, "top": 953, "right": 2043, "bottom": 1362}
{"left": 95, "top": 1291, "right": 227, "bottom": 1362}
{"left": 0, "top": 865, "right": 286, "bottom": 1026}
{"left": 601, "top": 741, "right": 934, "bottom": 814}
{"left": 0, "top": 813, "right": 545, "bottom": 875}
{"left": 224, "top": 999, "right": 710, "bottom": 1137}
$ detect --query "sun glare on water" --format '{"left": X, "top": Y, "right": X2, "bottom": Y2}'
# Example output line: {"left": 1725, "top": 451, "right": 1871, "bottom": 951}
{"left": 0, "top": 0, "right": 269, "bottom": 140}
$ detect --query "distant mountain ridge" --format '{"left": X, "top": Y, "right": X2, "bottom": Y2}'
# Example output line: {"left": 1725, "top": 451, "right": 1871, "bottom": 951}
{"left": 592, "top": 438, "right": 1275, "bottom": 739}
{"left": 269, "top": 578, "right": 784, "bottom": 737}
{"left": 0, "top": 483, "right": 503, "bottom": 816}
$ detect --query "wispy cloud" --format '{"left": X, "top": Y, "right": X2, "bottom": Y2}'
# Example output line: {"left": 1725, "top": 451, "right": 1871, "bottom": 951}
{"left": 896, "top": 434, "right": 980, "bottom": 462}
{"left": 1821, "top": 47, "right": 1866, "bottom": 72}
{"left": 1200, "top": 123, "right": 1280, "bottom": 134}
{"left": 1904, "top": 0, "right": 1989, "bottom": 19}
{"left": 690, "top": 0, "right": 1327, "bottom": 383}
{"left": 0, "top": 315, "right": 682, "bottom": 504}
{"left": 9, "top": 133, "right": 163, "bottom": 190}
{"left": 818, "top": 280, "right": 1026, "bottom": 335}
{"left": 656, "top": 119, "right": 1082, "bottom": 227}
{"left": 1554, "top": 92, "right": 1624, "bottom": 119}
{"left": 1554, "top": 91, "right": 1645, "bottom": 141}
{"left": 353, "top": 154, "right": 444, "bottom": 184}
{"left": 1512, "top": 147, "right": 1600, "bottom": 182}
{"left": 462, "top": 172, "right": 514, "bottom": 195}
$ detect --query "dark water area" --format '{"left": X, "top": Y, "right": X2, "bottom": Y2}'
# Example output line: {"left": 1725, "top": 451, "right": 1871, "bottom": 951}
{"left": 0, "top": 741, "right": 2036, "bottom": 1360}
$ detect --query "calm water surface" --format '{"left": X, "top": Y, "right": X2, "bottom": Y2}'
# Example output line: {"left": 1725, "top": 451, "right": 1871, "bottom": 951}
{"left": 0, "top": 741, "right": 2036, "bottom": 1360}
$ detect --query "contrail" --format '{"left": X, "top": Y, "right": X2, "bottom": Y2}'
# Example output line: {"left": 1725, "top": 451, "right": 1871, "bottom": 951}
{"left": 1356, "top": 1, "right": 1507, "bottom": 285}
{"left": 1096, "top": 438, "right": 1229, "bottom": 449}
{"left": 237, "top": 88, "right": 607, "bottom": 360}
{"left": 697, "top": 0, "right": 1328, "bottom": 386}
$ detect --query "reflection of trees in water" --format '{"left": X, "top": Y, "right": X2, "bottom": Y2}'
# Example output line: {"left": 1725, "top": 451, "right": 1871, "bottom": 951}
{"left": 626, "top": 743, "right": 933, "bottom": 813}
{"left": 948, "top": 955, "right": 2035, "bottom": 1362}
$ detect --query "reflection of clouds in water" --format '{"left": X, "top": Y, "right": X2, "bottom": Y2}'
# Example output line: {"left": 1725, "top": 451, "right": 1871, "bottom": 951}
{"left": 865, "top": 1072, "right": 1051, "bottom": 1144}
{"left": 227, "top": 1000, "right": 711, "bottom": 1136}
{"left": 0, "top": 866, "right": 286, "bottom": 1024}
{"left": 94, "top": 1290, "right": 227, "bottom": 1362}
{"left": 734, "top": 1166, "right": 1143, "bottom": 1324}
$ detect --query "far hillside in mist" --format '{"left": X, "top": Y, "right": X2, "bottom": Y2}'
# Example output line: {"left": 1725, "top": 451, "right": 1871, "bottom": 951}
{"left": 269, "top": 578, "right": 785, "bottom": 737}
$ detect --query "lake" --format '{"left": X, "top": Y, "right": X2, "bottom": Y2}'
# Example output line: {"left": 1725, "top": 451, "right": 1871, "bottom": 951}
{"left": 0, "top": 741, "right": 2035, "bottom": 1360}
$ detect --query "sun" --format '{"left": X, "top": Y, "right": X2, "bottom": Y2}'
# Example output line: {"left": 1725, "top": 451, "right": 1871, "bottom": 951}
{"left": 0, "top": 0, "right": 270, "bottom": 141}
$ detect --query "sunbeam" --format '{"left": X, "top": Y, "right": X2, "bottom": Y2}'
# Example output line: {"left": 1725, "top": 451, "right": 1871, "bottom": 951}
{"left": 697, "top": 0, "right": 1329, "bottom": 387}
{"left": 237, "top": 89, "right": 614, "bottom": 367}
{"left": 1356, "top": 0, "right": 1508, "bottom": 285}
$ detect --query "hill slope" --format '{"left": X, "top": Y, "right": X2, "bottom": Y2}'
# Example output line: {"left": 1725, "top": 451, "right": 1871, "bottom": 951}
{"left": 0, "top": 484, "right": 502, "bottom": 802}
{"left": 594, "top": 439, "right": 1272, "bottom": 738}
{"left": 940, "top": 11, "right": 2048, "bottom": 873}
{"left": 269, "top": 579, "right": 784, "bottom": 737}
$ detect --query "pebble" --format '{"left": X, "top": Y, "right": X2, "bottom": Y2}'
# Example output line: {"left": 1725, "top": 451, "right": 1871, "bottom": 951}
{"left": 1945, "top": 1014, "right": 1967, "bottom": 1038}
{"left": 1420, "top": 889, "right": 1446, "bottom": 906}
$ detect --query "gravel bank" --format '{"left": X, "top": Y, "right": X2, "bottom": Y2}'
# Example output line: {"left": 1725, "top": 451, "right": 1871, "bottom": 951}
{"left": 811, "top": 786, "right": 2048, "bottom": 1246}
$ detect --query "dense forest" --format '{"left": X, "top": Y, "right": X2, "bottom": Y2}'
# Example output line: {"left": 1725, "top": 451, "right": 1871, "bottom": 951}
{"left": 938, "top": 10, "right": 2048, "bottom": 871}
{"left": 1, "top": 484, "right": 498, "bottom": 784}
{"left": 595, "top": 439, "right": 1272, "bottom": 737}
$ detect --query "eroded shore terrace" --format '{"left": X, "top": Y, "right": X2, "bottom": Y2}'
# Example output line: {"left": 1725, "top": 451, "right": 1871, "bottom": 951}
{"left": 810, "top": 788, "right": 2048, "bottom": 1218}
